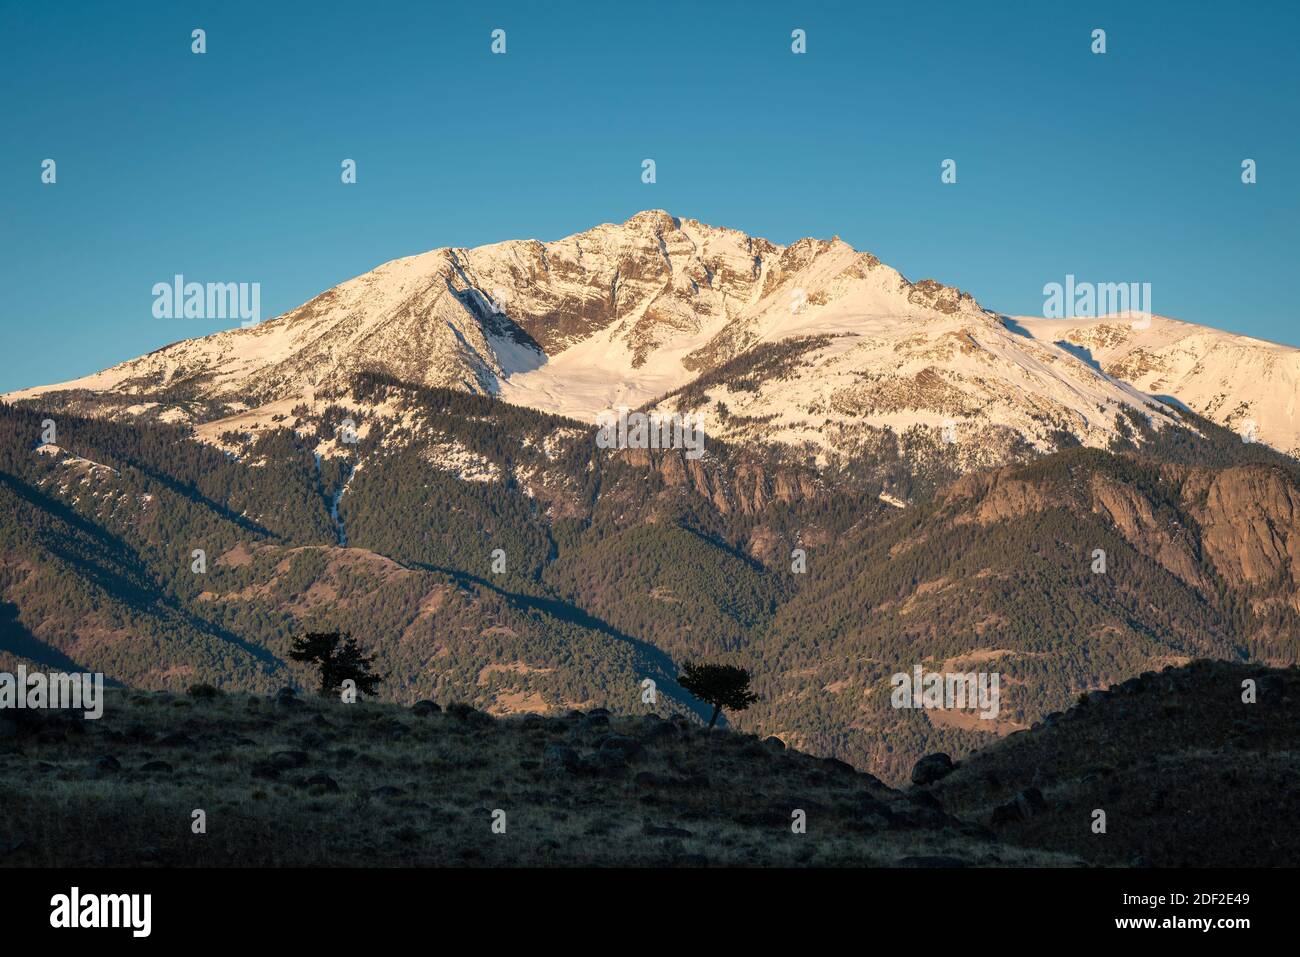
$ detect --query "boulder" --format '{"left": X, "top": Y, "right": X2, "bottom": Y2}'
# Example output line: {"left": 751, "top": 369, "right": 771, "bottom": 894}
{"left": 911, "top": 752, "right": 955, "bottom": 786}
{"left": 579, "top": 749, "right": 627, "bottom": 776}
{"left": 271, "top": 750, "right": 310, "bottom": 769}
{"left": 641, "top": 720, "right": 680, "bottom": 742}
{"left": 446, "top": 703, "right": 492, "bottom": 726}
{"left": 543, "top": 744, "right": 580, "bottom": 774}
{"left": 597, "top": 734, "right": 644, "bottom": 762}
{"left": 302, "top": 773, "right": 340, "bottom": 793}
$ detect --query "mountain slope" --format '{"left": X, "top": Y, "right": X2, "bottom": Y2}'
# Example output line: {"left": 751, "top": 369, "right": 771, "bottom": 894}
{"left": 5, "top": 660, "right": 1294, "bottom": 867}
{"left": 929, "top": 660, "right": 1300, "bottom": 867}
{"left": 12, "top": 379, "right": 1298, "bottom": 785}
{"left": 7, "top": 212, "right": 1185, "bottom": 471}
{"left": 1011, "top": 314, "right": 1300, "bottom": 457}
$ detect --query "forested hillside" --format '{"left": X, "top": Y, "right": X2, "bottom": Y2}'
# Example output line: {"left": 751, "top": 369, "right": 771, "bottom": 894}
{"left": 4, "top": 375, "right": 1299, "bottom": 783}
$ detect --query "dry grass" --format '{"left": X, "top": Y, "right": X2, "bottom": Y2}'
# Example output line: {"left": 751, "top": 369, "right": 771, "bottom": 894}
{"left": 931, "top": 661, "right": 1300, "bottom": 867}
{"left": 0, "top": 689, "right": 1077, "bottom": 868}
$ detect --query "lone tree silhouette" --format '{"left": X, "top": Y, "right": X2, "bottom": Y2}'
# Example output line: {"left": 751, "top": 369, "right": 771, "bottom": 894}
{"left": 677, "top": 662, "right": 758, "bottom": 728}
{"left": 289, "top": 631, "right": 384, "bottom": 697}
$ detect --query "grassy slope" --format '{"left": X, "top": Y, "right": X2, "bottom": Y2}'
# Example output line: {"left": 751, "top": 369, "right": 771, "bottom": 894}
{"left": 0, "top": 688, "right": 1072, "bottom": 868}
{"left": 929, "top": 661, "right": 1300, "bottom": 867}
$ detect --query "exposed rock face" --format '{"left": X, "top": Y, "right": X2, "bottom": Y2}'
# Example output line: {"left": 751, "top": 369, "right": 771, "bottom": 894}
{"left": 943, "top": 457, "right": 1300, "bottom": 608}
{"left": 1087, "top": 473, "right": 1207, "bottom": 590}
{"left": 1189, "top": 466, "right": 1300, "bottom": 605}
{"left": 628, "top": 446, "right": 824, "bottom": 516}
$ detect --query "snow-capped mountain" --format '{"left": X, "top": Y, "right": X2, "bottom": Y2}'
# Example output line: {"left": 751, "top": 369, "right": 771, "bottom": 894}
{"left": 1011, "top": 315, "right": 1300, "bottom": 457}
{"left": 9, "top": 211, "right": 1267, "bottom": 468}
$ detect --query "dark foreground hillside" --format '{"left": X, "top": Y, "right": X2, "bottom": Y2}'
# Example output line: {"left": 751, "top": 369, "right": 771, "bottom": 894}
{"left": 931, "top": 660, "right": 1300, "bottom": 867}
{"left": 0, "top": 660, "right": 1295, "bottom": 867}
{"left": 0, "top": 688, "right": 1062, "bottom": 867}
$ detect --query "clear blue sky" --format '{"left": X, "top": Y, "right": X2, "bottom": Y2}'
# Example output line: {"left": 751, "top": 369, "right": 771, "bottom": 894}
{"left": 1, "top": 0, "right": 1296, "bottom": 391}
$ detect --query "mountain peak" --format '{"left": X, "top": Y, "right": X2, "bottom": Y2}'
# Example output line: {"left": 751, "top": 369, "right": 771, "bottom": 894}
{"left": 7, "top": 213, "right": 1298, "bottom": 467}
{"left": 621, "top": 208, "right": 680, "bottom": 231}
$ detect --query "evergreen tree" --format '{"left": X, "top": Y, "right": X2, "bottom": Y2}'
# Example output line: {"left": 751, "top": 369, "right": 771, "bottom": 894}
{"left": 678, "top": 662, "right": 758, "bottom": 728}
{"left": 289, "top": 631, "right": 384, "bottom": 697}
